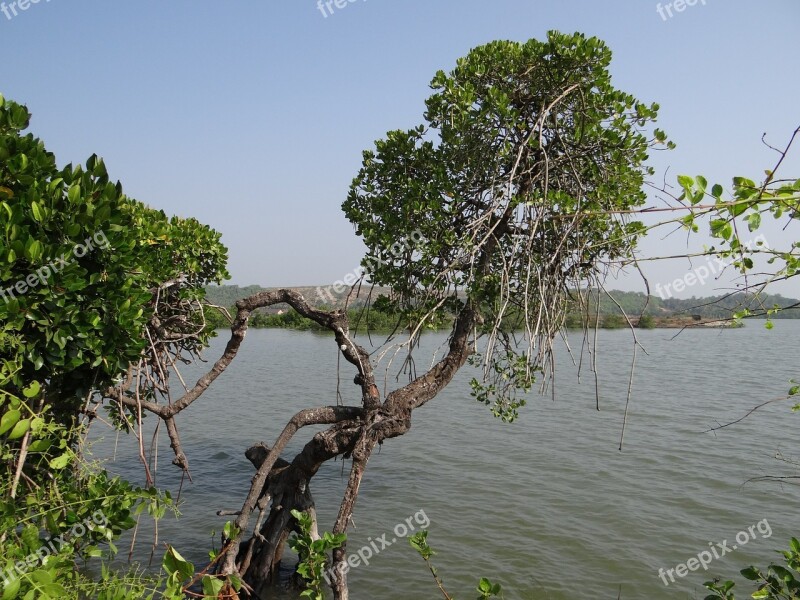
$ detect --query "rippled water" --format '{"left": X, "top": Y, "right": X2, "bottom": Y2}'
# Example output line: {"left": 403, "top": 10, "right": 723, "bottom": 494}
{"left": 89, "top": 321, "right": 800, "bottom": 599}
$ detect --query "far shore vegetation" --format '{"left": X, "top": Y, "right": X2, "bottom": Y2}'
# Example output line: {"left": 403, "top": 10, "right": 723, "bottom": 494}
{"left": 203, "top": 285, "right": 800, "bottom": 333}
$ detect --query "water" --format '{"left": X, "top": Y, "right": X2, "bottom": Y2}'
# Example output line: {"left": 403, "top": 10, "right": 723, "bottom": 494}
{"left": 88, "top": 322, "right": 800, "bottom": 599}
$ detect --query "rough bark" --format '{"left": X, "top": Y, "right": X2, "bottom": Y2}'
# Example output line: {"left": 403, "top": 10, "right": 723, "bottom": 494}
{"left": 226, "top": 293, "right": 479, "bottom": 598}
{"left": 107, "top": 269, "right": 489, "bottom": 599}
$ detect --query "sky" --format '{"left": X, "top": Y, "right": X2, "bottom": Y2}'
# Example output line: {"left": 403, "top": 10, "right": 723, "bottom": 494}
{"left": 1, "top": 0, "right": 798, "bottom": 299}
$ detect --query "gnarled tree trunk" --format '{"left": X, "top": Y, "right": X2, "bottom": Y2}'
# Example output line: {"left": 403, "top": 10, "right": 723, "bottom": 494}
{"left": 216, "top": 292, "right": 479, "bottom": 600}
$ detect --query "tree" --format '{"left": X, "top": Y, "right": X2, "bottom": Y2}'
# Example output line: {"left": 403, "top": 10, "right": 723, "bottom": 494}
{"left": 0, "top": 93, "right": 228, "bottom": 426}
{"left": 172, "top": 31, "right": 668, "bottom": 599}
{"left": 0, "top": 94, "right": 230, "bottom": 599}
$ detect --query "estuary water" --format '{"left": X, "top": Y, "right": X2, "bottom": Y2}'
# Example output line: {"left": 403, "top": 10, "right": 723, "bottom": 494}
{"left": 89, "top": 321, "right": 800, "bottom": 599}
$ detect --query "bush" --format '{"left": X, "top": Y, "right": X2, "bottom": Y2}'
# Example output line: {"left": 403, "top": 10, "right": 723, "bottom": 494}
{"left": 601, "top": 314, "right": 625, "bottom": 329}
{"left": 638, "top": 314, "right": 656, "bottom": 329}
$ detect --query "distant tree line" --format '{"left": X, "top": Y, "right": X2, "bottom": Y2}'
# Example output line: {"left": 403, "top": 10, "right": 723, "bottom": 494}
{"left": 203, "top": 286, "right": 800, "bottom": 333}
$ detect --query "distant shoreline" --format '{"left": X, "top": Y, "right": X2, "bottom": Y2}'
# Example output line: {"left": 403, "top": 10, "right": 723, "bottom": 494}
{"left": 210, "top": 316, "right": 747, "bottom": 333}
{"left": 203, "top": 285, "right": 798, "bottom": 335}
{"left": 204, "top": 285, "right": 800, "bottom": 321}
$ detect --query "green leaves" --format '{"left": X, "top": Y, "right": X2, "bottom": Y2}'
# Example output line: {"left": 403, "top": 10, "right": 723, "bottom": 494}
{"left": 710, "top": 218, "right": 733, "bottom": 241}
{"left": 0, "top": 575, "right": 20, "bottom": 600}
{"left": 409, "top": 530, "right": 434, "bottom": 560}
{"left": 345, "top": 33, "right": 665, "bottom": 417}
{"left": 288, "top": 509, "right": 346, "bottom": 599}
{"left": 222, "top": 520, "right": 240, "bottom": 540}
{"left": 704, "top": 577, "right": 736, "bottom": 599}
{"left": 682, "top": 155, "right": 797, "bottom": 330}
{"left": 477, "top": 577, "right": 503, "bottom": 599}
{"left": 0, "top": 96, "right": 229, "bottom": 415}
{"left": 23, "top": 238, "right": 42, "bottom": 262}
{"left": 0, "top": 409, "right": 20, "bottom": 436}
{"left": 66, "top": 184, "right": 81, "bottom": 205}
{"left": 0, "top": 95, "right": 223, "bottom": 599}
{"left": 411, "top": 531, "right": 503, "bottom": 599}
{"left": 746, "top": 211, "right": 762, "bottom": 232}
{"left": 0, "top": 342, "right": 179, "bottom": 600}
{"left": 30, "top": 201, "right": 43, "bottom": 223}
{"left": 705, "top": 537, "right": 800, "bottom": 599}
{"left": 678, "top": 175, "right": 710, "bottom": 205}
{"left": 6, "top": 418, "right": 30, "bottom": 441}
{"left": 163, "top": 546, "right": 195, "bottom": 594}
{"left": 48, "top": 452, "right": 70, "bottom": 470}
{"left": 21, "top": 381, "right": 40, "bottom": 398}
{"left": 201, "top": 575, "right": 225, "bottom": 597}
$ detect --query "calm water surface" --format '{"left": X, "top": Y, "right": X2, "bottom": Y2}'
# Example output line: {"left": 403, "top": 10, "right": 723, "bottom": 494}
{"left": 89, "top": 322, "right": 800, "bottom": 599}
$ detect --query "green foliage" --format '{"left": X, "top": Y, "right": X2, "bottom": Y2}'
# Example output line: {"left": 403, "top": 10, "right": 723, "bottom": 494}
{"left": 676, "top": 136, "right": 798, "bottom": 395}
{"left": 410, "top": 531, "right": 503, "bottom": 600}
{"left": 344, "top": 32, "right": 662, "bottom": 311}
{"left": 575, "top": 290, "right": 800, "bottom": 323}
{"left": 161, "top": 546, "right": 242, "bottom": 600}
{"left": 288, "top": 509, "right": 346, "bottom": 600}
{"left": 704, "top": 537, "right": 800, "bottom": 599}
{"left": 0, "top": 95, "right": 231, "bottom": 600}
{"left": 203, "top": 284, "right": 275, "bottom": 308}
{"left": 203, "top": 286, "right": 800, "bottom": 338}
{"left": 468, "top": 350, "right": 531, "bottom": 422}
{"left": 477, "top": 578, "right": 503, "bottom": 600}
{"left": 677, "top": 169, "right": 799, "bottom": 297}
{"left": 203, "top": 300, "right": 452, "bottom": 335}
{"left": 0, "top": 353, "right": 175, "bottom": 599}
{"left": 0, "top": 94, "right": 229, "bottom": 421}
{"left": 202, "top": 303, "right": 232, "bottom": 330}
{"left": 637, "top": 314, "right": 656, "bottom": 329}
{"left": 409, "top": 531, "right": 435, "bottom": 561}
{"left": 563, "top": 313, "right": 584, "bottom": 329}
{"left": 254, "top": 309, "right": 325, "bottom": 331}
{"left": 161, "top": 546, "right": 198, "bottom": 599}
{"left": 601, "top": 313, "right": 625, "bottom": 329}
{"left": 343, "top": 31, "right": 668, "bottom": 418}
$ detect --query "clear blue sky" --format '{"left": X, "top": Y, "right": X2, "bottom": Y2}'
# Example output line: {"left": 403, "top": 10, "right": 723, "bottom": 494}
{"left": 2, "top": 0, "right": 798, "bottom": 298}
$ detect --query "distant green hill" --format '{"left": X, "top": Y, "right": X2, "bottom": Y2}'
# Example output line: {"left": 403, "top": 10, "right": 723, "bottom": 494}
{"left": 204, "top": 284, "right": 391, "bottom": 310}
{"left": 204, "top": 285, "right": 800, "bottom": 321}
{"left": 203, "top": 285, "right": 273, "bottom": 308}
{"left": 589, "top": 290, "right": 800, "bottom": 319}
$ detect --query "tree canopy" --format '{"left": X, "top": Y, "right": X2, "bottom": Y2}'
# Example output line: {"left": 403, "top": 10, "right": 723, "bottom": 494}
{"left": 344, "top": 31, "right": 668, "bottom": 419}
{"left": 0, "top": 95, "right": 230, "bottom": 598}
{"left": 0, "top": 94, "right": 228, "bottom": 424}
